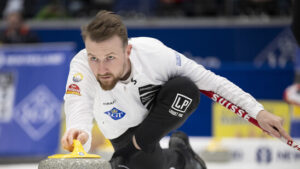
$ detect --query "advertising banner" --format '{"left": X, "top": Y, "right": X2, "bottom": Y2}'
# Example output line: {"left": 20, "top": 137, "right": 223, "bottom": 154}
{"left": 213, "top": 100, "right": 291, "bottom": 138}
{"left": 0, "top": 43, "right": 75, "bottom": 156}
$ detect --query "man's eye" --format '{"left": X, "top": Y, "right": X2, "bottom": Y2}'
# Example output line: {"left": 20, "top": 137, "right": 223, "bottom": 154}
{"left": 107, "top": 56, "right": 115, "bottom": 60}
{"left": 90, "top": 57, "right": 97, "bottom": 61}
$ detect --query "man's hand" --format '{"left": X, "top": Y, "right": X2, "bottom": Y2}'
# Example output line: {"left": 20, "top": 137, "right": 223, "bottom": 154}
{"left": 256, "top": 110, "right": 292, "bottom": 141}
{"left": 61, "top": 128, "right": 89, "bottom": 152}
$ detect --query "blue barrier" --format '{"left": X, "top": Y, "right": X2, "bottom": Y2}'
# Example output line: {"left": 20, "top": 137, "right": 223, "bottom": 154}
{"left": 0, "top": 43, "right": 75, "bottom": 156}
{"left": 34, "top": 25, "right": 294, "bottom": 66}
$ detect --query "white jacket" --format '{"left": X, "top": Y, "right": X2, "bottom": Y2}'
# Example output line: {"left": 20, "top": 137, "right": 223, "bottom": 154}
{"left": 64, "top": 37, "right": 264, "bottom": 151}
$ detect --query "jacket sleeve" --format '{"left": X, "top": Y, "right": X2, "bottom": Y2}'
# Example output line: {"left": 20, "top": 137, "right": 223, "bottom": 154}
{"left": 63, "top": 49, "right": 98, "bottom": 152}
{"left": 152, "top": 40, "right": 264, "bottom": 119}
{"left": 177, "top": 53, "right": 264, "bottom": 118}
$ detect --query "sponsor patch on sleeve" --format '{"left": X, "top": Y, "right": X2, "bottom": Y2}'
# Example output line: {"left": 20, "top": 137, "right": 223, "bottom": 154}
{"left": 66, "top": 84, "right": 81, "bottom": 96}
{"left": 169, "top": 93, "right": 192, "bottom": 117}
{"left": 72, "top": 73, "right": 83, "bottom": 82}
{"left": 175, "top": 52, "right": 181, "bottom": 66}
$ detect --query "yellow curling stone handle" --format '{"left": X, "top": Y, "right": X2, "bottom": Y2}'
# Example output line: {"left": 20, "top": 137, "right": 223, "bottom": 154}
{"left": 48, "top": 140, "right": 101, "bottom": 159}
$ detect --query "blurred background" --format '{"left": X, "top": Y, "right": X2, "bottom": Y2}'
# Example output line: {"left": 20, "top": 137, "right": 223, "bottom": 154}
{"left": 0, "top": 0, "right": 299, "bottom": 169}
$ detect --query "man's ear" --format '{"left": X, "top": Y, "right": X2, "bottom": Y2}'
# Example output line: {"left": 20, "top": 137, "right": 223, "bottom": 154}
{"left": 126, "top": 44, "right": 132, "bottom": 58}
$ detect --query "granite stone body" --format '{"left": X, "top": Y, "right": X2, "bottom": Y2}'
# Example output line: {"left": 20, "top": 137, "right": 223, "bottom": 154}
{"left": 38, "top": 158, "right": 112, "bottom": 169}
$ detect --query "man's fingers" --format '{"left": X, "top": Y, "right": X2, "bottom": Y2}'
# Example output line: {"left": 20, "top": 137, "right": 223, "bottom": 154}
{"left": 265, "top": 125, "right": 281, "bottom": 138}
{"left": 63, "top": 144, "right": 73, "bottom": 152}
{"left": 280, "top": 130, "right": 293, "bottom": 141}
{"left": 64, "top": 129, "right": 80, "bottom": 151}
{"left": 61, "top": 129, "right": 89, "bottom": 152}
{"left": 61, "top": 132, "right": 74, "bottom": 152}
{"left": 77, "top": 132, "right": 88, "bottom": 145}
{"left": 267, "top": 123, "right": 292, "bottom": 141}
{"left": 276, "top": 125, "right": 293, "bottom": 141}
{"left": 275, "top": 119, "right": 293, "bottom": 141}
{"left": 67, "top": 129, "right": 79, "bottom": 146}
{"left": 256, "top": 110, "right": 293, "bottom": 141}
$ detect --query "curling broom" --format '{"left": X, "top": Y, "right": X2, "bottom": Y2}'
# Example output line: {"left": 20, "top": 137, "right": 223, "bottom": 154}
{"left": 200, "top": 90, "right": 300, "bottom": 152}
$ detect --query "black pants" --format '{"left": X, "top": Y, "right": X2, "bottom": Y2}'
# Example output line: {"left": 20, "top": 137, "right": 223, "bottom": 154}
{"left": 110, "top": 77, "right": 200, "bottom": 169}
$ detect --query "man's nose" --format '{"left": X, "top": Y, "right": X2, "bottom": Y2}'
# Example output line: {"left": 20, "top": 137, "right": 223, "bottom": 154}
{"left": 96, "top": 61, "right": 108, "bottom": 75}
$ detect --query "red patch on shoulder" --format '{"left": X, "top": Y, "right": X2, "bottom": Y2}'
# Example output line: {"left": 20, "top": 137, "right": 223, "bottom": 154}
{"left": 66, "top": 84, "right": 81, "bottom": 96}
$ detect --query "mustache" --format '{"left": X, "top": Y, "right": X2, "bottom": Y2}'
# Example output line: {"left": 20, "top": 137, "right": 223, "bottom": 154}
{"left": 97, "top": 73, "right": 113, "bottom": 77}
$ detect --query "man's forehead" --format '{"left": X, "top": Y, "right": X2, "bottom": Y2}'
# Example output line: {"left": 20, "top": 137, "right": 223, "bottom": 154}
{"left": 85, "top": 38, "right": 126, "bottom": 60}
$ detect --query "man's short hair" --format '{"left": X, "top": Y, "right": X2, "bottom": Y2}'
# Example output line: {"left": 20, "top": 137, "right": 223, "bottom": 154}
{"left": 81, "top": 10, "right": 128, "bottom": 47}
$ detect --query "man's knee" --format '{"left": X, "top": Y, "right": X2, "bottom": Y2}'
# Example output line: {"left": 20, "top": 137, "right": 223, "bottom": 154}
{"left": 156, "top": 76, "right": 200, "bottom": 118}
{"left": 134, "top": 77, "right": 200, "bottom": 153}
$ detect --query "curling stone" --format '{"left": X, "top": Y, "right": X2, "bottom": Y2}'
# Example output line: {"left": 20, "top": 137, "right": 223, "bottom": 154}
{"left": 38, "top": 140, "right": 111, "bottom": 169}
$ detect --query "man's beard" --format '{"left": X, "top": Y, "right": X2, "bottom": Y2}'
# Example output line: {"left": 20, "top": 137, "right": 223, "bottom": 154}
{"left": 97, "top": 74, "right": 121, "bottom": 91}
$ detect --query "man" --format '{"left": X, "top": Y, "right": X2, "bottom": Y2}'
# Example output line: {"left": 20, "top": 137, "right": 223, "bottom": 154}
{"left": 61, "top": 10, "right": 292, "bottom": 169}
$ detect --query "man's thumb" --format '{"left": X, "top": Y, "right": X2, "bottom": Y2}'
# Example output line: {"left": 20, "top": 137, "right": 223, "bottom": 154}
{"left": 77, "top": 132, "right": 88, "bottom": 145}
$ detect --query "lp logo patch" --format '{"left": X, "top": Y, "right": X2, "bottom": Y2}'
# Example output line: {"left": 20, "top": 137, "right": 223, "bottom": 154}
{"left": 169, "top": 93, "right": 192, "bottom": 117}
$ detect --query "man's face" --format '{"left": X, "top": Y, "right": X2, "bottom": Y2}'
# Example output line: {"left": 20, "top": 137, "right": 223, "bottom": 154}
{"left": 85, "top": 35, "right": 131, "bottom": 90}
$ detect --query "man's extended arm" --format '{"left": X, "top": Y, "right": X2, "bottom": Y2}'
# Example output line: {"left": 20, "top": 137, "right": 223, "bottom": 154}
{"left": 154, "top": 40, "right": 291, "bottom": 141}
{"left": 178, "top": 55, "right": 291, "bottom": 141}
{"left": 61, "top": 49, "right": 97, "bottom": 152}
